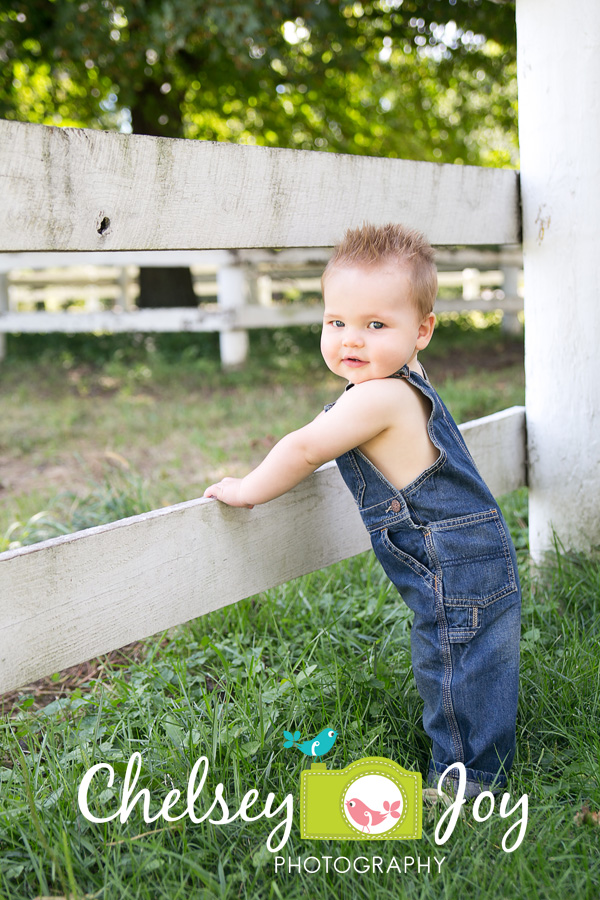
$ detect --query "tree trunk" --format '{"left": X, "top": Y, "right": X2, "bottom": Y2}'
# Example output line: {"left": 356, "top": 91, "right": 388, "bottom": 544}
{"left": 131, "top": 81, "right": 198, "bottom": 308}
{"left": 138, "top": 265, "right": 197, "bottom": 308}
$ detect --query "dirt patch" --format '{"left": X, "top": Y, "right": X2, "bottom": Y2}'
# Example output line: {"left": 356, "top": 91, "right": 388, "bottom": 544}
{"left": 0, "top": 450, "right": 111, "bottom": 499}
{"left": 1, "top": 642, "right": 150, "bottom": 718}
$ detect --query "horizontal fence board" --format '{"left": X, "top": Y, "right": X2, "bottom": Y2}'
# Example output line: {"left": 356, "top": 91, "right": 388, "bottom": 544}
{"left": 0, "top": 120, "right": 520, "bottom": 252}
{"left": 0, "top": 247, "right": 524, "bottom": 273}
{"left": 434, "top": 297, "right": 523, "bottom": 314}
{"left": 0, "top": 465, "right": 370, "bottom": 694}
{"left": 459, "top": 406, "right": 527, "bottom": 496}
{"left": 0, "top": 407, "right": 526, "bottom": 694}
{"left": 0, "top": 308, "right": 233, "bottom": 333}
{"left": 0, "top": 305, "right": 321, "bottom": 333}
{"left": 0, "top": 297, "right": 523, "bottom": 334}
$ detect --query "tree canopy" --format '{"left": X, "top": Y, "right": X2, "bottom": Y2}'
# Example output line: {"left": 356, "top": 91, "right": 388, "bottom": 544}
{"left": 1, "top": 1, "right": 518, "bottom": 167}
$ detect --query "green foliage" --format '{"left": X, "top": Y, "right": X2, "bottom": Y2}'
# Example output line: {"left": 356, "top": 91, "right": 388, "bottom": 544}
{"left": 0, "top": 510, "right": 71, "bottom": 552}
{"left": 0, "top": 1, "right": 518, "bottom": 165}
{"left": 5, "top": 329, "right": 221, "bottom": 367}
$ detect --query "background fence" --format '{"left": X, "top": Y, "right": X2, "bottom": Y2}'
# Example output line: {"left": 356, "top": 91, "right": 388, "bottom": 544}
{"left": 0, "top": 247, "right": 523, "bottom": 365}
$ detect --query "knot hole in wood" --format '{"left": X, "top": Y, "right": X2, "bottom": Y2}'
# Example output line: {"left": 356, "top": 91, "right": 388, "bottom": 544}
{"left": 96, "top": 215, "right": 111, "bottom": 236}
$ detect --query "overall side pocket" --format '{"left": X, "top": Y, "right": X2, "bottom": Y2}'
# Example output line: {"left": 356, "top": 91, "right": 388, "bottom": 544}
{"left": 429, "top": 509, "right": 517, "bottom": 606}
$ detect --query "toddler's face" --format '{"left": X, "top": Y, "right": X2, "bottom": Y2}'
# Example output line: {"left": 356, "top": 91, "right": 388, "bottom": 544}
{"left": 320, "top": 263, "right": 433, "bottom": 384}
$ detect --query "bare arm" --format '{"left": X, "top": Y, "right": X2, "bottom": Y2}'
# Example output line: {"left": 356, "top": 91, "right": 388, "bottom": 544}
{"left": 203, "top": 381, "right": 397, "bottom": 507}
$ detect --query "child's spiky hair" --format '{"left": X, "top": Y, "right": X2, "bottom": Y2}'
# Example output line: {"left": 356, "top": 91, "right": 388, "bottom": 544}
{"left": 322, "top": 222, "right": 438, "bottom": 319}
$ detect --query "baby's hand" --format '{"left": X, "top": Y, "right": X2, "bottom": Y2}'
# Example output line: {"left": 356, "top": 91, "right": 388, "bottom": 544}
{"left": 203, "top": 477, "right": 254, "bottom": 509}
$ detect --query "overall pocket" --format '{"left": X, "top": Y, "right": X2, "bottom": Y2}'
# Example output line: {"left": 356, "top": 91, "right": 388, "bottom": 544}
{"left": 379, "top": 526, "right": 433, "bottom": 587}
{"left": 374, "top": 525, "right": 436, "bottom": 620}
{"left": 429, "top": 509, "right": 517, "bottom": 605}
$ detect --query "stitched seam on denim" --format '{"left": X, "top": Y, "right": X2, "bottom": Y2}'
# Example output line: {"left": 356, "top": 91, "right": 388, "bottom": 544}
{"left": 346, "top": 450, "right": 366, "bottom": 507}
{"left": 429, "top": 508, "right": 517, "bottom": 604}
{"left": 488, "top": 512, "right": 517, "bottom": 594}
{"left": 351, "top": 371, "right": 447, "bottom": 498}
{"left": 437, "top": 398, "right": 481, "bottom": 471}
{"left": 401, "top": 370, "right": 487, "bottom": 498}
{"left": 427, "top": 535, "right": 465, "bottom": 766}
{"left": 402, "top": 370, "right": 449, "bottom": 494}
{"left": 443, "top": 603, "right": 485, "bottom": 619}
{"left": 399, "top": 449, "right": 447, "bottom": 496}
{"left": 444, "top": 606, "right": 480, "bottom": 643}
{"left": 352, "top": 444, "right": 447, "bottom": 499}
{"left": 494, "top": 511, "right": 517, "bottom": 588}
{"left": 429, "top": 509, "right": 500, "bottom": 530}
{"left": 405, "top": 496, "right": 426, "bottom": 527}
{"left": 448, "top": 631, "right": 477, "bottom": 643}
{"left": 359, "top": 497, "right": 407, "bottom": 514}
{"left": 443, "top": 583, "right": 519, "bottom": 607}
{"left": 365, "top": 514, "right": 410, "bottom": 532}
{"left": 359, "top": 498, "right": 395, "bottom": 512}
{"left": 352, "top": 447, "right": 405, "bottom": 496}
{"left": 441, "top": 549, "right": 507, "bottom": 565}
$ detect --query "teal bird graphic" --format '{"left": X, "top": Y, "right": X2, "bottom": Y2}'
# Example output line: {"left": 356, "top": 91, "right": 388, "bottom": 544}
{"left": 283, "top": 727, "right": 338, "bottom": 757}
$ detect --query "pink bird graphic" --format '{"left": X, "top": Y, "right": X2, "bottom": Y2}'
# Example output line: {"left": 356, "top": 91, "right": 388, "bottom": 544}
{"left": 345, "top": 797, "right": 402, "bottom": 833}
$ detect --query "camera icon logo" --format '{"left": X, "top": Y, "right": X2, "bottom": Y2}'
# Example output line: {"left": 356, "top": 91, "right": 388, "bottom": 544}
{"left": 300, "top": 756, "right": 422, "bottom": 841}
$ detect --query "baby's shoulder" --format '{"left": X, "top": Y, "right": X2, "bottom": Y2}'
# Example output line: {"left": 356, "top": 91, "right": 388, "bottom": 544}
{"left": 343, "top": 376, "right": 415, "bottom": 406}
{"left": 335, "top": 376, "right": 420, "bottom": 424}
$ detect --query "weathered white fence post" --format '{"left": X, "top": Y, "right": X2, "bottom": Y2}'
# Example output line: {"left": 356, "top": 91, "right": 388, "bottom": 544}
{"left": 216, "top": 254, "right": 250, "bottom": 368}
{"left": 516, "top": 0, "right": 600, "bottom": 558}
{"left": 0, "top": 272, "right": 7, "bottom": 361}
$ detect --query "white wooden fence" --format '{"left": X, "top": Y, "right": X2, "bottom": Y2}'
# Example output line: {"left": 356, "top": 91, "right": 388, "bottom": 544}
{"left": 0, "top": 119, "right": 527, "bottom": 694}
{"left": 0, "top": 247, "right": 523, "bottom": 366}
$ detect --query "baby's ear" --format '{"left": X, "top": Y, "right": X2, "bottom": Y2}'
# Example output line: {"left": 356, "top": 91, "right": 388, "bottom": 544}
{"left": 416, "top": 313, "right": 436, "bottom": 350}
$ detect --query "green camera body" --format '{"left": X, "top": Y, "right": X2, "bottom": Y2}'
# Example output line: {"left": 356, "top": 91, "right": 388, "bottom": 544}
{"left": 300, "top": 756, "right": 422, "bottom": 841}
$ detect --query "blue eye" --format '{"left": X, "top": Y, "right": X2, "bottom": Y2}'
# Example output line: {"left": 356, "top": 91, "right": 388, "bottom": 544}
{"left": 369, "top": 321, "right": 385, "bottom": 330}
{"left": 331, "top": 320, "right": 344, "bottom": 328}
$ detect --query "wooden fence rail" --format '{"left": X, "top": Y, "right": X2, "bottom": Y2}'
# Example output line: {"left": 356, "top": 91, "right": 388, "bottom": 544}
{"left": 1, "top": 121, "right": 520, "bottom": 252}
{"left": 0, "top": 261, "right": 523, "bottom": 319}
{"left": 0, "top": 407, "right": 526, "bottom": 694}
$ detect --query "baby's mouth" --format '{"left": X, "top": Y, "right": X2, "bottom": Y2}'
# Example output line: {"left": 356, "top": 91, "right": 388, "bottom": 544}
{"left": 342, "top": 356, "right": 367, "bottom": 366}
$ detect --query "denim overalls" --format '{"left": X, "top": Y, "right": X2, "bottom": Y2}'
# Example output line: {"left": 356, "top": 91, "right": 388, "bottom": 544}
{"left": 326, "top": 364, "right": 521, "bottom": 797}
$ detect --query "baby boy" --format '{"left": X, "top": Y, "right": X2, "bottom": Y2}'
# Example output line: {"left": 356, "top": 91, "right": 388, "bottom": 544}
{"left": 204, "top": 223, "right": 521, "bottom": 798}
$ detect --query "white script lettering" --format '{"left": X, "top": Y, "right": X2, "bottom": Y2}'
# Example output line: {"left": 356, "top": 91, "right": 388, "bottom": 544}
{"left": 434, "top": 762, "right": 529, "bottom": 853}
{"left": 77, "top": 752, "right": 294, "bottom": 852}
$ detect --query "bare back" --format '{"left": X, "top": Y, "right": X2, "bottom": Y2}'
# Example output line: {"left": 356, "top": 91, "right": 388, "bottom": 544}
{"left": 356, "top": 375, "right": 440, "bottom": 491}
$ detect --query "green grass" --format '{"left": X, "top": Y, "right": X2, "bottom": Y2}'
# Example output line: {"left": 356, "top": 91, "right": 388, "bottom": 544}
{"left": 1, "top": 532, "right": 599, "bottom": 899}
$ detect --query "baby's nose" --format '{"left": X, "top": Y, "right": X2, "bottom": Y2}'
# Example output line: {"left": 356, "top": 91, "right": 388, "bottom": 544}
{"left": 343, "top": 328, "right": 364, "bottom": 347}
